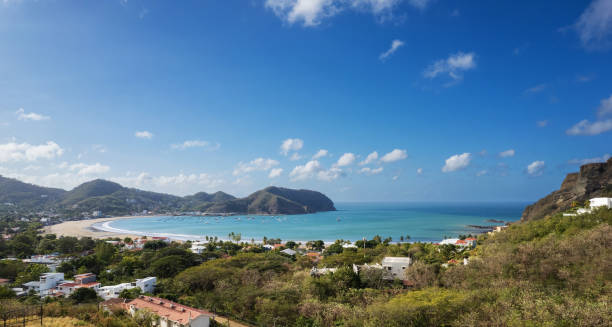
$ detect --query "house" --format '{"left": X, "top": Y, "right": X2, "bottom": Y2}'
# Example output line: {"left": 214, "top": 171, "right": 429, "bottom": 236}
{"left": 280, "top": 248, "right": 297, "bottom": 256}
{"left": 56, "top": 281, "right": 100, "bottom": 297}
{"left": 0, "top": 278, "right": 10, "bottom": 286}
{"left": 381, "top": 257, "right": 412, "bottom": 280}
{"left": 306, "top": 252, "right": 322, "bottom": 263}
{"left": 310, "top": 267, "right": 337, "bottom": 276}
{"left": 74, "top": 273, "right": 97, "bottom": 284}
{"left": 262, "top": 244, "right": 274, "bottom": 251}
{"left": 124, "top": 296, "right": 211, "bottom": 327}
{"left": 98, "top": 277, "right": 157, "bottom": 300}
{"left": 589, "top": 197, "right": 612, "bottom": 209}
{"left": 190, "top": 242, "right": 207, "bottom": 254}
{"left": 22, "top": 272, "right": 64, "bottom": 297}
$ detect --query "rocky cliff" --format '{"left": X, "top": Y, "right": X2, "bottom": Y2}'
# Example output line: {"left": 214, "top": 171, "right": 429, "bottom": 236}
{"left": 521, "top": 158, "right": 612, "bottom": 221}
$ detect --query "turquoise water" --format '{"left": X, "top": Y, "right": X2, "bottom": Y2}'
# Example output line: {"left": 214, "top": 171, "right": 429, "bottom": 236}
{"left": 98, "top": 202, "right": 527, "bottom": 243}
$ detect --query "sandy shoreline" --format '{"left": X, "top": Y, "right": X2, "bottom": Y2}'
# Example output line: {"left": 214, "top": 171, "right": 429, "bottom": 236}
{"left": 44, "top": 216, "right": 158, "bottom": 240}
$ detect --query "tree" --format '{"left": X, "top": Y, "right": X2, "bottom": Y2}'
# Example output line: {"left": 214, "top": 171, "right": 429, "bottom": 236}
{"left": 95, "top": 241, "right": 116, "bottom": 265}
{"left": 119, "top": 287, "right": 142, "bottom": 299}
{"left": 15, "top": 264, "right": 49, "bottom": 285}
{"left": 69, "top": 287, "right": 98, "bottom": 302}
{"left": 306, "top": 240, "right": 325, "bottom": 251}
{"left": 0, "top": 286, "right": 15, "bottom": 299}
{"left": 285, "top": 241, "right": 297, "bottom": 249}
{"left": 143, "top": 240, "right": 168, "bottom": 250}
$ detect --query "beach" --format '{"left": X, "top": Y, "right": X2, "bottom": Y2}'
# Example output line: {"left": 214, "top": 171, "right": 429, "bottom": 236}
{"left": 43, "top": 216, "right": 155, "bottom": 240}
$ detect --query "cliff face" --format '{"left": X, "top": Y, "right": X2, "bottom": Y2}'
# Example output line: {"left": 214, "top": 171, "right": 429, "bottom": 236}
{"left": 521, "top": 158, "right": 612, "bottom": 221}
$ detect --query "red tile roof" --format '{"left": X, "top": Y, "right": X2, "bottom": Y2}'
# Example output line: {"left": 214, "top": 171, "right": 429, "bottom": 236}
{"left": 124, "top": 296, "right": 211, "bottom": 325}
{"left": 455, "top": 240, "right": 467, "bottom": 244}
{"left": 465, "top": 237, "right": 477, "bottom": 241}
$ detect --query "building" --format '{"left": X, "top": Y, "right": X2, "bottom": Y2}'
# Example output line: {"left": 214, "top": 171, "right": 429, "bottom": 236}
{"left": 74, "top": 273, "right": 97, "bottom": 284}
{"left": 56, "top": 281, "right": 100, "bottom": 297}
{"left": 22, "top": 272, "right": 64, "bottom": 297}
{"left": 97, "top": 277, "right": 157, "bottom": 300}
{"left": 280, "top": 248, "right": 297, "bottom": 256}
{"left": 0, "top": 278, "right": 10, "bottom": 286}
{"left": 124, "top": 296, "right": 211, "bottom": 327}
{"left": 310, "top": 267, "right": 337, "bottom": 276}
{"left": 589, "top": 197, "right": 612, "bottom": 209}
{"left": 381, "top": 257, "right": 412, "bottom": 280}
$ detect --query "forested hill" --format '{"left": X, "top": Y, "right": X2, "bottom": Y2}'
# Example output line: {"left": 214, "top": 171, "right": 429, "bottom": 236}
{"left": 0, "top": 176, "right": 335, "bottom": 216}
{"left": 522, "top": 157, "right": 612, "bottom": 221}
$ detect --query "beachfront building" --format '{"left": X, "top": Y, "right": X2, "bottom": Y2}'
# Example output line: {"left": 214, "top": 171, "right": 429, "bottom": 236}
{"left": 440, "top": 238, "right": 476, "bottom": 247}
{"left": 98, "top": 277, "right": 157, "bottom": 300}
{"left": 190, "top": 242, "right": 207, "bottom": 254}
{"left": 280, "top": 248, "right": 297, "bottom": 256}
{"left": 124, "top": 296, "right": 211, "bottom": 327}
{"left": 22, "top": 272, "right": 64, "bottom": 297}
{"left": 590, "top": 197, "right": 612, "bottom": 209}
{"left": 381, "top": 257, "right": 412, "bottom": 280}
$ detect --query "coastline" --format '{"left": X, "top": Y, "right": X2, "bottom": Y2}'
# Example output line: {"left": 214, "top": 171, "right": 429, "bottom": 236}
{"left": 44, "top": 215, "right": 159, "bottom": 240}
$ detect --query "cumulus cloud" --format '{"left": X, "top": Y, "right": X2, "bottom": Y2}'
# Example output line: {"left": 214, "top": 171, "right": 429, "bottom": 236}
{"left": 135, "top": 131, "right": 153, "bottom": 139}
{"left": 360, "top": 151, "right": 378, "bottom": 165}
{"left": 265, "top": 0, "right": 407, "bottom": 27}
{"left": 113, "top": 172, "right": 225, "bottom": 193}
{"left": 290, "top": 160, "right": 322, "bottom": 181}
{"left": 359, "top": 167, "right": 383, "bottom": 175}
{"left": 597, "top": 94, "right": 612, "bottom": 117}
{"left": 15, "top": 108, "right": 50, "bottom": 121}
{"left": 442, "top": 153, "right": 471, "bottom": 172}
{"left": 336, "top": 153, "right": 356, "bottom": 166}
{"left": 574, "top": 0, "right": 612, "bottom": 50}
{"left": 566, "top": 119, "right": 612, "bottom": 135}
{"left": 233, "top": 158, "right": 279, "bottom": 175}
{"left": 280, "top": 138, "right": 303, "bottom": 155}
{"left": 269, "top": 168, "right": 284, "bottom": 178}
{"left": 171, "top": 140, "right": 219, "bottom": 150}
{"left": 416, "top": 168, "right": 423, "bottom": 175}
{"left": 379, "top": 39, "right": 404, "bottom": 61}
{"left": 0, "top": 141, "right": 63, "bottom": 163}
{"left": 424, "top": 52, "right": 476, "bottom": 82}
{"left": 499, "top": 149, "right": 515, "bottom": 158}
{"left": 527, "top": 160, "right": 545, "bottom": 176}
{"left": 69, "top": 163, "right": 110, "bottom": 175}
{"left": 317, "top": 166, "right": 343, "bottom": 181}
{"left": 380, "top": 149, "right": 407, "bottom": 163}
{"left": 290, "top": 153, "right": 302, "bottom": 161}
{"left": 567, "top": 94, "right": 612, "bottom": 135}
{"left": 567, "top": 153, "right": 611, "bottom": 165}
{"left": 312, "top": 149, "right": 328, "bottom": 159}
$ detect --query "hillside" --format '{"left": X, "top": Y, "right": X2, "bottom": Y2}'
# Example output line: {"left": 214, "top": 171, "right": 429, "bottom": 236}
{"left": 204, "top": 186, "right": 336, "bottom": 214}
{"left": 521, "top": 157, "right": 612, "bottom": 221}
{"left": 0, "top": 176, "right": 335, "bottom": 216}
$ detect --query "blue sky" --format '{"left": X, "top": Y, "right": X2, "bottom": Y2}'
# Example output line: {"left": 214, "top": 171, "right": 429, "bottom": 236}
{"left": 0, "top": 0, "right": 610, "bottom": 202}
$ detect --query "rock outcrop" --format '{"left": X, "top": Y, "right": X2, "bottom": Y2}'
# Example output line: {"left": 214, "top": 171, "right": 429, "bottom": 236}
{"left": 521, "top": 158, "right": 612, "bottom": 221}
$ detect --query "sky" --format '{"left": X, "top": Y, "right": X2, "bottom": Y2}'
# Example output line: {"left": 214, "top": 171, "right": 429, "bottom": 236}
{"left": 0, "top": 0, "right": 611, "bottom": 202}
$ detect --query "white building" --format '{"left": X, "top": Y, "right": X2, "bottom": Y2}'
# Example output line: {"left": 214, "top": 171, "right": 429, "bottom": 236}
{"left": 22, "top": 272, "right": 65, "bottom": 297}
{"left": 589, "top": 198, "right": 612, "bottom": 209}
{"left": 381, "top": 257, "right": 412, "bottom": 280}
{"left": 280, "top": 248, "right": 297, "bottom": 256}
{"left": 190, "top": 242, "right": 207, "bottom": 254}
{"left": 97, "top": 277, "right": 157, "bottom": 300}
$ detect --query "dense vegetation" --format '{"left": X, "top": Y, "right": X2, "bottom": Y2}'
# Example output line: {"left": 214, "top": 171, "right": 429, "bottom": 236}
{"left": 1, "top": 208, "right": 610, "bottom": 326}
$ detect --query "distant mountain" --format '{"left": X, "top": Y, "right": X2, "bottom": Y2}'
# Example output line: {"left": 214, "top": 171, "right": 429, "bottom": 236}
{"left": 0, "top": 176, "right": 335, "bottom": 216}
{"left": 205, "top": 186, "right": 336, "bottom": 215}
{"left": 522, "top": 158, "right": 612, "bottom": 221}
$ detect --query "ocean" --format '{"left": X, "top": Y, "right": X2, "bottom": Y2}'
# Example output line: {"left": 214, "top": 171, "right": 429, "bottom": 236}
{"left": 95, "top": 202, "right": 527, "bottom": 243}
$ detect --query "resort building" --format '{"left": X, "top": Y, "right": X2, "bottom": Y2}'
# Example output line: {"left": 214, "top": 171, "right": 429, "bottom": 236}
{"left": 97, "top": 277, "right": 157, "bottom": 300}
{"left": 589, "top": 197, "right": 612, "bottom": 209}
{"left": 381, "top": 257, "right": 412, "bottom": 280}
{"left": 280, "top": 248, "right": 297, "bottom": 256}
{"left": 124, "top": 296, "right": 212, "bottom": 327}
{"left": 22, "top": 272, "right": 65, "bottom": 297}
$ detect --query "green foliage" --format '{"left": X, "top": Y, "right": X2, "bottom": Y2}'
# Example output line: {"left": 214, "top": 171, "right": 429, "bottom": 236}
{"left": 15, "top": 263, "right": 49, "bottom": 285}
{"left": 69, "top": 287, "right": 98, "bottom": 303}
{"left": 119, "top": 287, "right": 142, "bottom": 300}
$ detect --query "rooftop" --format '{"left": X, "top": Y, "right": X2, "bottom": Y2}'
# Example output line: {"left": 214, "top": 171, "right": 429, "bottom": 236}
{"left": 125, "top": 296, "right": 211, "bottom": 324}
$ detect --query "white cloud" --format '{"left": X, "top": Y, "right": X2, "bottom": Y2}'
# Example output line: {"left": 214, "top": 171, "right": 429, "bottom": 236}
{"left": 407, "top": 0, "right": 432, "bottom": 10}
{"left": 566, "top": 119, "right": 612, "bottom": 135}
{"left": 574, "top": 0, "right": 612, "bottom": 49}
{"left": 336, "top": 153, "right": 356, "bottom": 166}
{"left": 392, "top": 175, "right": 399, "bottom": 181}
{"left": 269, "top": 168, "right": 283, "bottom": 178}
{"left": 442, "top": 153, "right": 471, "bottom": 172}
{"left": 171, "top": 140, "right": 219, "bottom": 150}
{"left": 290, "top": 153, "right": 302, "bottom": 161}
{"left": 527, "top": 160, "right": 545, "bottom": 176}
{"left": 380, "top": 149, "right": 407, "bottom": 163}
{"left": 92, "top": 144, "right": 107, "bottom": 153}
{"left": 597, "top": 94, "right": 612, "bottom": 117}
{"left": 135, "top": 131, "right": 153, "bottom": 139}
{"left": 114, "top": 172, "right": 225, "bottom": 192}
{"left": 15, "top": 108, "right": 49, "bottom": 121}
{"left": 233, "top": 158, "right": 279, "bottom": 175}
{"left": 266, "top": 0, "right": 407, "bottom": 27}
{"left": 280, "top": 138, "right": 303, "bottom": 155}
{"left": 524, "top": 84, "right": 547, "bottom": 94}
{"left": 317, "top": 166, "right": 343, "bottom": 181}
{"left": 0, "top": 141, "right": 63, "bottom": 163}
{"left": 360, "top": 151, "right": 378, "bottom": 165}
{"left": 499, "top": 149, "right": 515, "bottom": 158}
{"left": 290, "top": 160, "right": 321, "bottom": 181}
{"left": 69, "top": 163, "right": 110, "bottom": 175}
{"left": 416, "top": 168, "right": 423, "bottom": 175}
{"left": 312, "top": 149, "right": 328, "bottom": 159}
{"left": 424, "top": 52, "right": 476, "bottom": 82}
{"left": 568, "top": 154, "right": 611, "bottom": 165}
{"left": 476, "top": 170, "right": 488, "bottom": 177}
{"left": 359, "top": 167, "right": 383, "bottom": 175}
{"left": 379, "top": 39, "right": 404, "bottom": 61}
{"left": 537, "top": 120, "right": 549, "bottom": 127}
